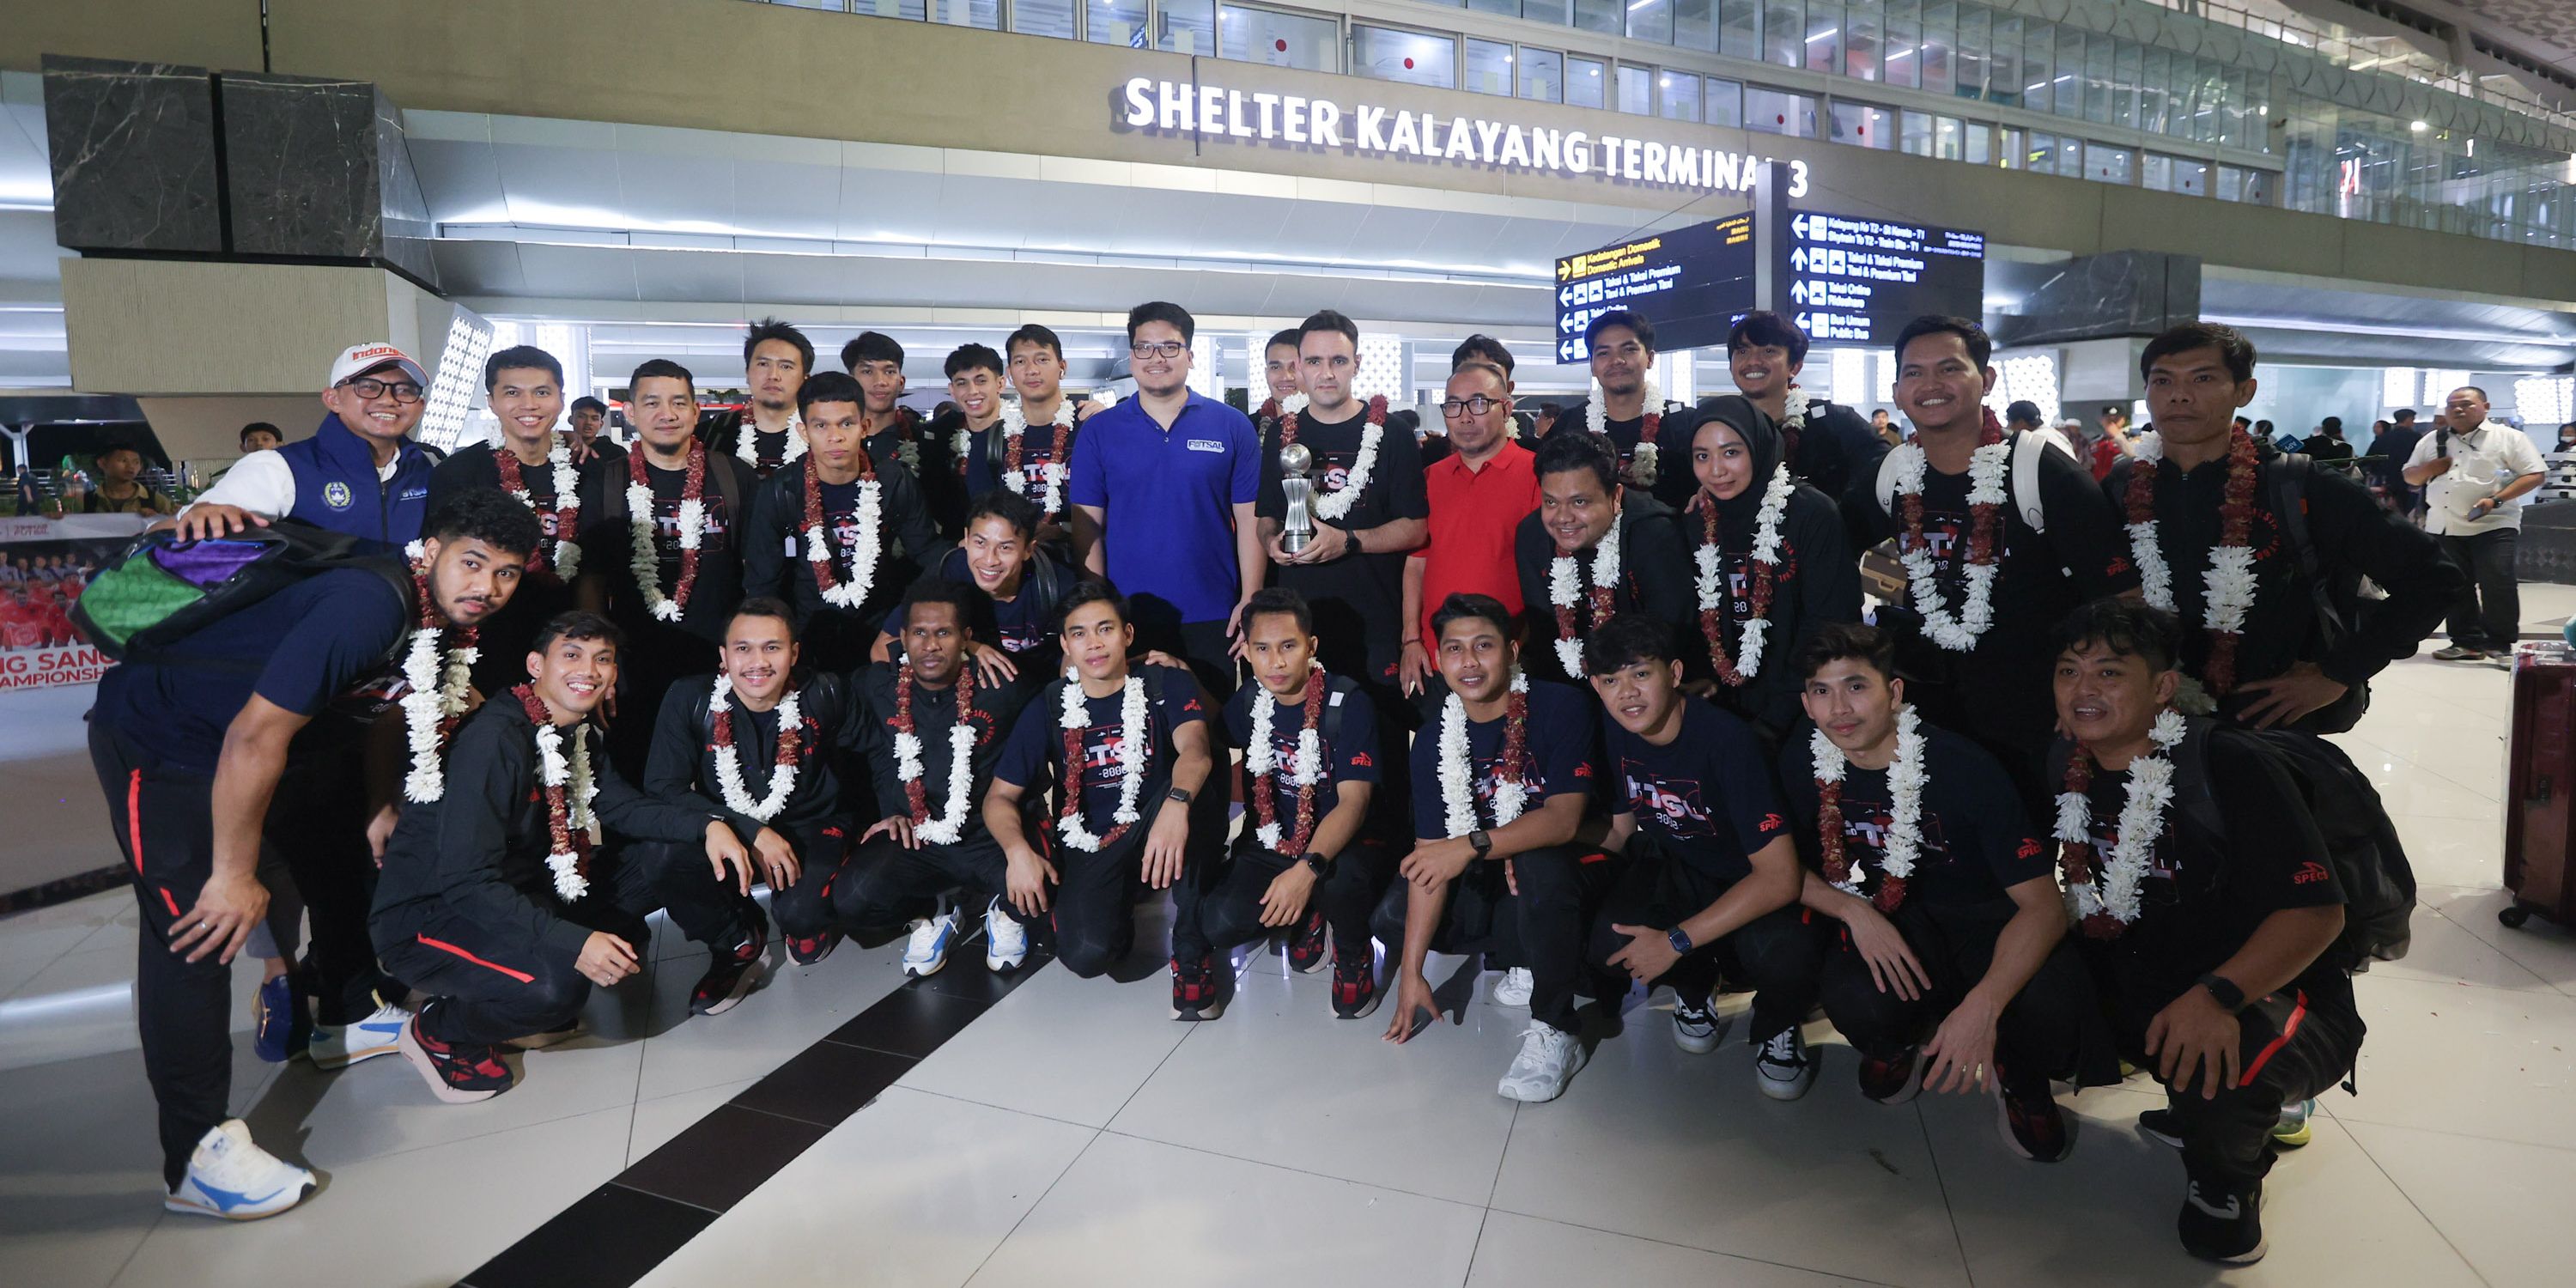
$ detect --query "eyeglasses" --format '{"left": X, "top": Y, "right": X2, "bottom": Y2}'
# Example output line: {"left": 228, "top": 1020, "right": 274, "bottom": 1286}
{"left": 342, "top": 377, "right": 424, "bottom": 404}
{"left": 1440, "top": 396, "right": 1504, "bottom": 418}
{"left": 1129, "top": 342, "right": 1188, "bottom": 361}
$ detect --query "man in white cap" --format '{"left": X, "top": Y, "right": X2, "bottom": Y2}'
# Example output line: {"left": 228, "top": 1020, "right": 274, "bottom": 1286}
{"left": 177, "top": 343, "right": 444, "bottom": 547}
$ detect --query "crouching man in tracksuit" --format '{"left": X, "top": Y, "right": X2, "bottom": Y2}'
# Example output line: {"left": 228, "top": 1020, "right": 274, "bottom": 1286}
{"left": 371, "top": 611, "right": 755, "bottom": 1103}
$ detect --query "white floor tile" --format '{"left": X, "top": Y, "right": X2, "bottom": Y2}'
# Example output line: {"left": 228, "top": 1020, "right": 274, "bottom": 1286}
{"left": 1465, "top": 1210, "right": 1881, "bottom": 1288}
{"left": 2344, "top": 1118, "right": 2576, "bottom": 1288}
{"left": 896, "top": 960, "right": 1194, "bottom": 1127}
{"left": 0, "top": 942, "right": 267, "bottom": 1073}
{"left": 2420, "top": 883, "right": 2576, "bottom": 994}
{"left": 2328, "top": 972, "right": 2576, "bottom": 1150}
{"left": 633, "top": 933, "right": 908, "bottom": 1103}
{"left": 2389, "top": 811, "right": 2510, "bottom": 890}
{"left": 966, "top": 1130, "right": 1485, "bottom": 1288}
{"left": 2372, "top": 896, "right": 2557, "bottom": 993}
{"left": 635, "top": 1087, "right": 1094, "bottom": 1288}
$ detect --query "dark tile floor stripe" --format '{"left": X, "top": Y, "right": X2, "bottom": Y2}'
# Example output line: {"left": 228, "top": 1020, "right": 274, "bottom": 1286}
{"left": 453, "top": 950, "right": 1053, "bottom": 1288}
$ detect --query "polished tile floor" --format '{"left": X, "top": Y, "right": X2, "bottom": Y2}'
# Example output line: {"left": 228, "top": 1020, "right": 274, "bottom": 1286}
{"left": 5, "top": 586, "right": 2576, "bottom": 1288}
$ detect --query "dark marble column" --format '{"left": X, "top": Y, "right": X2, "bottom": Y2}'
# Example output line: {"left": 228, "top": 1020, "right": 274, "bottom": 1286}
{"left": 41, "top": 55, "right": 223, "bottom": 255}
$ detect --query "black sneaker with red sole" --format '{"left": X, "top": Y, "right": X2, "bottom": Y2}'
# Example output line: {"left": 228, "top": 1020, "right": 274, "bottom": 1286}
{"left": 1857, "top": 1044, "right": 1926, "bottom": 1104}
{"left": 787, "top": 927, "right": 841, "bottom": 966}
{"left": 1285, "top": 908, "right": 1329, "bottom": 975}
{"left": 1170, "top": 954, "right": 1224, "bottom": 1021}
{"left": 691, "top": 909, "right": 769, "bottom": 1017}
{"left": 398, "top": 1012, "right": 512, "bottom": 1104}
{"left": 1331, "top": 951, "right": 1382, "bottom": 1019}
{"left": 1997, "top": 1079, "right": 2074, "bottom": 1162}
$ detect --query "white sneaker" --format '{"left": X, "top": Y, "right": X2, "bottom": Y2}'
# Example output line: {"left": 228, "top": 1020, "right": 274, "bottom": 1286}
{"left": 1497, "top": 1024, "right": 1588, "bottom": 1103}
{"left": 1672, "top": 991, "right": 1727, "bottom": 1055}
{"left": 983, "top": 899, "right": 1028, "bottom": 972}
{"left": 1491, "top": 967, "right": 1534, "bottom": 1008}
{"left": 1755, "top": 1026, "right": 1817, "bottom": 1101}
{"left": 307, "top": 1001, "right": 411, "bottom": 1071}
{"left": 165, "top": 1120, "right": 315, "bottom": 1220}
{"left": 902, "top": 914, "right": 956, "bottom": 978}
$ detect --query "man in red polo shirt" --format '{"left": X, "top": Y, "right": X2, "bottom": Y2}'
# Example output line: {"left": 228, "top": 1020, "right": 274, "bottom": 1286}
{"left": 1401, "top": 361, "right": 1539, "bottom": 702}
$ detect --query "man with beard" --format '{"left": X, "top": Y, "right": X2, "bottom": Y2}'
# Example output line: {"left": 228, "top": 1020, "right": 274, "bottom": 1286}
{"left": 1402, "top": 361, "right": 1540, "bottom": 703}
{"left": 871, "top": 489, "right": 1074, "bottom": 693}
{"left": 89, "top": 490, "right": 535, "bottom": 1217}
{"left": 639, "top": 598, "right": 870, "bottom": 1009}
{"left": 2111, "top": 324, "right": 2455, "bottom": 730}
{"left": 1725, "top": 311, "right": 1888, "bottom": 521}
{"left": 1259, "top": 308, "right": 1429, "bottom": 702}
{"left": 742, "top": 371, "right": 946, "bottom": 677}
{"left": 575, "top": 360, "right": 754, "bottom": 781}
{"left": 1847, "top": 316, "right": 2135, "bottom": 817}
{"left": 1564, "top": 309, "right": 1698, "bottom": 510}
{"left": 1513, "top": 430, "right": 1691, "bottom": 688}
{"left": 838, "top": 584, "right": 1034, "bottom": 978}
{"left": 428, "top": 345, "right": 598, "bottom": 694}
{"left": 964, "top": 325, "right": 1085, "bottom": 551}
{"left": 715, "top": 318, "right": 814, "bottom": 479}
{"left": 374, "top": 611, "right": 752, "bottom": 1104}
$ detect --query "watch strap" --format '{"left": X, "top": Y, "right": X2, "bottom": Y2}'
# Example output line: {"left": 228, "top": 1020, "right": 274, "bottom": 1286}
{"left": 2196, "top": 973, "right": 2247, "bottom": 1012}
{"left": 1666, "top": 927, "right": 1694, "bottom": 956}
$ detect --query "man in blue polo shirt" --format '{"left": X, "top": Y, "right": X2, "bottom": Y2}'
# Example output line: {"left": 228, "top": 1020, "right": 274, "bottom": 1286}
{"left": 1069, "top": 301, "right": 1265, "bottom": 698}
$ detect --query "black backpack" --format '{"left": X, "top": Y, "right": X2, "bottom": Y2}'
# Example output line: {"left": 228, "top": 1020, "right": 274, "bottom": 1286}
{"left": 2267, "top": 453, "right": 2375, "bottom": 732}
{"left": 2168, "top": 721, "right": 2415, "bottom": 972}
{"left": 72, "top": 520, "right": 412, "bottom": 663}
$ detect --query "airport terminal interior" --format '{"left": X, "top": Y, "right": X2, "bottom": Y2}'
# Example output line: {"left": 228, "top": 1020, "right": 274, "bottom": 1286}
{"left": 8, "top": 1, "right": 2576, "bottom": 1285}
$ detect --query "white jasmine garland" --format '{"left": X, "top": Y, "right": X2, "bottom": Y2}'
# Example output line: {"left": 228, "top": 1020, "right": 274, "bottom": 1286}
{"left": 1437, "top": 670, "right": 1532, "bottom": 837}
{"left": 736, "top": 412, "right": 805, "bottom": 470}
{"left": 1776, "top": 389, "right": 1826, "bottom": 438}
{"left": 1289, "top": 400, "right": 1386, "bottom": 524}
{"left": 2056, "top": 709, "right": 2189, "bottom": 927}
{"left": 900, "top": 718, "right": 978, "bottom": 847}
{"left": 1056, "top": 669, "right": 1149, "bottom": 853}
{"left": 708, "top": 674, "right": 804, "bottom": 823}
{"left": 999, "top": 397, "right": 1078, "bottom": 519}
{"left": 534, "top": 719, "right": 598, "bottom": 902}
{"left": 1548, "top": 510, "right": 1623, "bottom": 677}
{"left": 1891, "top": 439, "right": 2010, "bottom": 652}
{"left": 1807, "top": 705, "right": 1928, "bottom": 896}
{"left": 1587, "top": 376, "right": 1663, "bottom": 485}
{"left": 808, "top": 477, "right": 883, "bottom": 611}
{"left": 1247, "top": 660, "right": 1326, "bottom": 850}
{"left": 1280, "top": 392, "right": 1308, "bottom": 417}
{"left": 1696, "top": 460, "right": 1795, "bottom": 679}
{"left": 628, "top": 483, "right": 703, "bottom": 623}
{"left": 502, "top": 435, "right": 583, "bottom": 580}
{"left": 2120, "top": 430, "right": 2257, "bottom": 662}
{"left": 398, "top": 540, "right": 478, "bottom": 804}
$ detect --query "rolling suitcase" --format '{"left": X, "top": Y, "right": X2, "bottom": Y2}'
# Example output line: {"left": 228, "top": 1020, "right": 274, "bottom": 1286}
{"left": 2502, "top": 641, "right": 2576, "bottom": 929}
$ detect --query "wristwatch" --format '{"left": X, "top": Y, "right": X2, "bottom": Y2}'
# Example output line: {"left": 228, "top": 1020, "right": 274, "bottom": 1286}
{"left": 1467, "top": 829, "right": 1493, "bottom": 858}
{"left": 1666, "top": 927, "right": 1695, "bottom": 956}
{"left": 2196, "top": 973, "right": 2247, "bottom": 1012}
{"left": 1300, "top": 852, "right": 1331, "bottom": 878}
{"left": 1166, "top": 787, "right": 1194, "bottom": 805}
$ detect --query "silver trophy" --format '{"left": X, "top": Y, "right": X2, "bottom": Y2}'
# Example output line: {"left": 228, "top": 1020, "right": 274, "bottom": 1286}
{"left": 1279, "top": 443, "right": 1315, "bottom": 556}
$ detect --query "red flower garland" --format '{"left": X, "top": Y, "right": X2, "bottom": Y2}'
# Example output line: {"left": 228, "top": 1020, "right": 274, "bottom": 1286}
{"left": 493, "top": 444, "right": 579, "bottom": 575}
{"left": 2054, "top": 750, "right": 2125, "bottom": 940}
{"left": 1552, "top": 526, "right": 1622, "bottom": 662}
{"left": 1004, "top": 412, "right": 1074, "bottom": 499}
{"left": 1817, "top": 778, "right": 1850, "bottom": 885}
{"left": 1249, "top": 675, "right": 1328, "bottom": 856}
{"left": 1619, "top": 405, "right": 1663, "bottom": 486}
{"left": 410, "top": 551, "right": 479, "bottom": 744}
{"left": 801, "top": 449, "right": 878, "bottom": 596}
{"left": 1278, "top": 394, "right": 1389, "bottom": 453}
{"left": 1498, "top": 686, "right": 1534, "bottom": 815}
{"left": 631, "top": 440, "right": 708, "bottom": 614}
{"left": 710, "top": 679, "right": 805, "bottom": 803}
{"left": 1059, "top": 681, "right": 1139, "bottom": 850}
{"left": 513, "top": 683, "right": 590, "bottom": 889}
{"left": 1899, "top": 407, "right": 2007, "bottom": 581}
{"left": 896, "top": 661, "right": 977, "bottom": 828}
{"left": 1696, "top": 503, "right": 1777, "bottom": 687}
{"left": 2124, "top": 428, "right": 2261, "bottom": 696}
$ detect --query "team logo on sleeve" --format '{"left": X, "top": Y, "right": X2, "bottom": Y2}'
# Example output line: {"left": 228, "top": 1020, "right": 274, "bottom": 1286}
{"left": 322, "top": 481, "right": 354, "bottom": 510}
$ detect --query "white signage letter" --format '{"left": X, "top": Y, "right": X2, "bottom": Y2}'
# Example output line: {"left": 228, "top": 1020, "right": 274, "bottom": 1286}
{"left": 1311, "top": 100, "right": 1342, "bottom": 146}
{"left": 1122, "top": 77, "right": 1154, "bottom": 127}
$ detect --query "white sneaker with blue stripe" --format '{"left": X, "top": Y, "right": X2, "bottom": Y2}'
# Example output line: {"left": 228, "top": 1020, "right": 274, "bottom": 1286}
{"left": 165, "top": 1120, "right": 315, "bottom": 1221}
{"left": 983, "top": 899, "right": 1027, "bottom": 973}
{"left": 902, "top": 914, "right": 957, "bottom": 978}
{"left": 307, "top": 1000, "right": 412, "bottom": 1071}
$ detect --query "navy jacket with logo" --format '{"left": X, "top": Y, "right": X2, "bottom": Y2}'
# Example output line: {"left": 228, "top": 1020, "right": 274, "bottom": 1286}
{"left": 281, "top": 414, "right": 441, "bottom": 549}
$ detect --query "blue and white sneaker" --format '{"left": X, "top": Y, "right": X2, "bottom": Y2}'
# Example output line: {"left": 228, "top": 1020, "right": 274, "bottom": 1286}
{"left": 307, "top": 1001, "right": 411, "bottom": 1071}
{"left": 252, "top": 975, "right": 297, "bottom": 1064}
{"left": 902, "top": 914, "right": 957, "bottom": 978}
{"left": 983, "top": 899, "right": 1028, "bottom": 973}
{"left": 165, "top": 1120, "right": 316, "bottom": 1221}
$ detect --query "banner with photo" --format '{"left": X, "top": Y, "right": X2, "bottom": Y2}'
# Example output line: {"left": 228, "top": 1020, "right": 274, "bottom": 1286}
{"left": 0, "top": 515, "right": 146, "bottom": 691}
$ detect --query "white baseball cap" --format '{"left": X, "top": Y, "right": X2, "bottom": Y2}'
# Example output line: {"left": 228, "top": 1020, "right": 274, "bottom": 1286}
{"left": 327, "top": 343, "right": 429, "bottom": 389}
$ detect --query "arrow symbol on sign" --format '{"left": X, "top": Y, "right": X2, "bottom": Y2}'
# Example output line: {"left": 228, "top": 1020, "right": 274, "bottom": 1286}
{"left": 1795, "top": 313, "right": 1811, "bottom": 331}
{"left": 1559, "top": 286, "right": 1577, "bottom": 307}
{"left": 1560, "top": 339, "right": 1583, "bottom": 361}
{"left": 1791, "top": 282, "right": 1808, "bottom": 304}
{"left": 1557, "top": 261, "right": 1571, "bottom": 282}
{"left": 1792, "top": 214, "right": 1809, "bottom": 238}
{"left": 1790, "top": 247, "right": 1807, "bottom": 271}
{"left": 1560, "top": 313, "right": 1580, "bottom": 334}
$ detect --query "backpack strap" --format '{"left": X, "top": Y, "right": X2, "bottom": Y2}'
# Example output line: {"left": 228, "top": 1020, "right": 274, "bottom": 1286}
{"left": 1323, "top": 675, "right": 1352, "bottom": 753}
{"left": 984, "top": 424, "right": 1008, "bottom": 488}
{"left": 2267, "top": 453, "right": 2349, "bottom": 650}
{"left": 1873, "top": 446, "right": 1905, "bottom": 516}
{"left": 2010, "top": 428, "right": 2057, "bottom": 534}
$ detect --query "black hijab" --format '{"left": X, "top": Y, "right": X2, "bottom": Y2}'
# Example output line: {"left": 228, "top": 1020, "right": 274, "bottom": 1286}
{"left": 1692, "top": 394, "right": 1784, "bottom": 546}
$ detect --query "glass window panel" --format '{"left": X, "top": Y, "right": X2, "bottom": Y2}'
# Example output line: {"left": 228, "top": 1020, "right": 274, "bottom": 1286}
{"left": 2112, "top": 39, "right": 2140, "bottom": 130}
{"left": 1084, "top": 0, "right": 1145, "bottom": 47}
{"left": 1618, "top": 64, "right": 1651, "bottom": 114}
{"left": 1466, "top": 38, "right": 1514, "bottom": 94}
{"left": 1847, "top": 0, "right": 1883, "bottom": 82}
{"left": 1706, "top": 77, "right": 1743, "bottom": 126}
{"left": 1989, "top": 15, "right": 2021, "bottom": 108}
{"left": 2018, "top": 21, "right": 2049, "bottom": 114}
{"left": 2055, "top": 134, "right": 2081, "bottom": 174}
{"left": 1012, "top": 0, "right": 1073, "bottom": 38}
{"left": 2221, "top": 70, "right": 2249, "bottom": 149}
{"left": 1159, "top": 0, "right": 1215, "bottom": 55}
{"left": 2055, "top": 27, "right": 2084, "bottom": 118}
{"left": 1996, "top": 125, "right": 2024, "bottom": 168}
{"left": 2142, "top": 153, "right": 2171, "bottom": 192}
{"left": 2083, "top": 142, "right": 2133, "bottom": 185}
{"left": 1467, "top": 0, "right": 1518, "bottom": 14}
{"left": 1935, "top": 113, "right": 1962, "bottom": 159}
{"left": 1520, "top": 46, "right": 1565, "bottom": 102}
{"left": 1764, "top": 0, "right": 1806, "bottom": 68}
{"left": 1832, "top": 100, "right": 1895, "bottom": 149}
{"left": 1899, "top": 109, "right": 1934, "bottom": 155}
{"left": 1519, "top": 0, "right": 1571, "bottom": 23}
{"left": 1885, "top": 0, "right": 1919, "bottom": 89}
{"left": 1675, "top": 0, "right": 1715, "bottom": 52}
{"left": 1218, "top": 5, "right": 1337, "bottom": 70}
{"left": 1661, "top": 70, "right": 1701, "bottom": 120}
{"left": 1575, "top": 0, "right": 1620, "bottom": 35}
{"left": 1351, "top": 26, "right": 1457, "bottom": 88}
{"left": 2138, "top": 48, "right": 2166, "bottom": 134}
{"left": 2026, "top": 131, "right": 2057, "bottom": 174}
{"left": 1964, "top": 119, "right": 1991, "bottom": 165}
{"left": 1745, "top": 86, "right": 1820, "bottom": 137}
{"left": 855, "top": 0, "right": 928, "bottom": 17}
{"left": 2242, "top": 168, "right": 2271, "bottom": 204}
{"left": 931, "top": 0, "right": 999, "bottom": 29}
{"left": 2176, "top": 157, "right": 2208, "bottom": 197}
{"left": 2084, "top": 35, "right": 2112, "bottom": 124}
{"left": 1720, "top": 0, "right": 1760, "bottom": 60}
{"left": 1922, "top": 2, "right": 1956, "bottom": 97}
{"left": 2216, "top": 164, "right": 2244, "bottom": 202}
{"left": 1807, "top": 3, "right": 1843, "bottom": 75}
{"left": 1568, "top": 55, "right": 1607, "bottom": 107}
{"left": 1629, "top": 0, "right": 1672, "bottom": 45}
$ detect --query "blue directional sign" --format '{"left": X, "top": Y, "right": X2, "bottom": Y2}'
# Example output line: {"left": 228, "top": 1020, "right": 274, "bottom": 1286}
{"left": 1775, "top": 210, "right": 1984, "bottom": 345}
{"left": 1552, "top": 213, "right": 1756, "bottom": 362}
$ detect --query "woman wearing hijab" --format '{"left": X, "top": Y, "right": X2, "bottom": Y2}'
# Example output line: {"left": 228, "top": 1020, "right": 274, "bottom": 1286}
{"left": 1686, "top": 395, "right": 1863, "bottom": 741}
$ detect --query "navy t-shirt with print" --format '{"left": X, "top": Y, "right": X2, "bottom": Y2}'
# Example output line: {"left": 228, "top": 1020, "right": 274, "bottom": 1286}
{"left": 993, "top": 663, "right": 1208, "bottom": 827}
{"left": 1777, "top": 723, "right": 2046, "bottom": 912}
{"left": 1407, "top": 679, "right": 1600, "bottom": 840}
{"left": 1223, "top": 674, "right": 1384, "bottom": 848}
{"left": 1607, "top": 698, "right": 1787, "bottom": 883}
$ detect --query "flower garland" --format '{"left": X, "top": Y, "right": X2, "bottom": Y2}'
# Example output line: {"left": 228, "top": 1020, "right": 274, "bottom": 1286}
{"left": 1547, "top": 508, "right": 1623, "bottom": 677}
{"left": 1892, "top": 410, "right": 2009, "bottom": 652}
{"left": 1437, "top": 670, "right": 1532, "bottom": 837}
{"left": 1055, "top": 670, "right": 1150, "bottom": 852}
{"left": 626, "top": 442, "right": 707, "bottom": 623}
{"left": 492, "top": 434, "right": 582, "bottom": 579}
{"left": 2122, "top": 429, "right": 2261, "bottom": 696}
{"left": 1000, "top": 398, "right": 1077, "bottom": 519}
{"left": 516, "top": 683, "right": 599, "bottom": 902}
{"left": 1586, "top": 376, "right": 1663, "bottom": 486}
{"left": 802, "top": 453, "right": 884, "bottom": 611}
{"left": 894, "top": 663, "right": 979, "bottom": 846}
{"left": 1257, "top": 392, "right": 1309, "bottom": 427}
{"left": 881, "top": 409, "right": 922, "bottom": 475}
{"left": 736, "top": 411, "right": 805, "bottom": 471}
{"left": 2055, "top": 709, "right": 2189, "bottom": 938}
{"left": 708, "top": 673, "right": 805, "bottom": 823}
{"left": 1809, "top": 705, "right": 1928, "bottom": 912}
{"left": 1277, "top": 395, "right": 1388, "bottom": 524}
{"left": 398, "top": 540, "right": 480, "bottom": 803}
{"left": 1776, "top": 387, "right": 1826, "bottom": 471}
{"left": 1695, "top": 459, "right": 1795, "bottom": 684}
{"left": 1247, "top": 660, "right": 1327, "bottom": 854}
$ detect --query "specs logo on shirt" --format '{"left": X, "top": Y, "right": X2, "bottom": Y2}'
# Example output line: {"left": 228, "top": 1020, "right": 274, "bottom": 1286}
{"left": 1186, "top": 439, "right": 1226, "bottom": 453}
{"left": 2015, "top": 836, "right": 2044, "bottom": 860}
{"left": 2293, "top": 860, "right": 2331, "bottom": 885}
